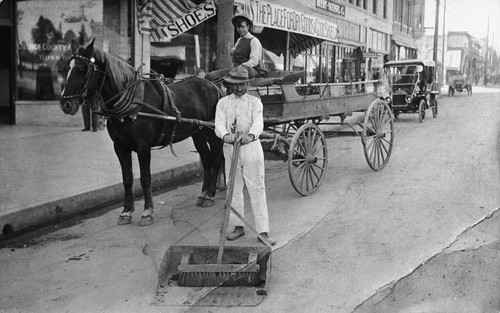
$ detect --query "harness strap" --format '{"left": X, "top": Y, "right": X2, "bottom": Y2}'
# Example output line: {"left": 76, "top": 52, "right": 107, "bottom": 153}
{"left": 141, "top": 80, "right": 182, "bottom": 151}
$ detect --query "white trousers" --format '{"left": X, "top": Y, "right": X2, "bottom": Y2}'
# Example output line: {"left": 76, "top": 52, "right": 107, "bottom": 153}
{"left": 223, "top": 140, "right": 269, "bottom": 233}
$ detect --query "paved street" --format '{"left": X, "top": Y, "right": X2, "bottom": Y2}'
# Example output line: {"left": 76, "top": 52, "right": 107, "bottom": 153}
{"left": 0, "top": 86, "right": 499, "bottom": 313}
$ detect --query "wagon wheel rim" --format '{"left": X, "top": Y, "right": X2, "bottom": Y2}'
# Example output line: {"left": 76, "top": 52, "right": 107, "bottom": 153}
{"left": 362, "top": 99, "right": 394, "bottom": 171}
{"left": 418, "top": 99, "right": 426, "bottom": 123}
{"left": 288, "top": 123, "right": 328, "bottom": 196}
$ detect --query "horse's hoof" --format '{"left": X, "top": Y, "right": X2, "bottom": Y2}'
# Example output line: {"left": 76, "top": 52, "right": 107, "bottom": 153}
{"left": 216, "top": 184, "right": 227, "bottom": 191}
{"left": 196, "top": 197, "right": 204, "bottom": 206}
{"left": 196, "top": 196, "right": 215, "bottom": 207}
{"left": 117, "top": 215, "right": 132, "bottom": 225}
{"left": 138, "top": 215, "right": 153, "bottom": 226}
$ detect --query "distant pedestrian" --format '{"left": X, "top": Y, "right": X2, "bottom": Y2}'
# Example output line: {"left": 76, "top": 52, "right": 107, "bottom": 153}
{"left": 81, "top": 104, "right": 99, "bottom": 132}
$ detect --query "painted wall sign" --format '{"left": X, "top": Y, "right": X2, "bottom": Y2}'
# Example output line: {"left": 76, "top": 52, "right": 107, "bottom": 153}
{"left": 150, "top": 0, "right": 216, "bottom": 41}
{"left": 235, "top": 0, "right": 338, "bottom": 42}
{"left": 315, "top": 0, "right": 345, "bottom": 16}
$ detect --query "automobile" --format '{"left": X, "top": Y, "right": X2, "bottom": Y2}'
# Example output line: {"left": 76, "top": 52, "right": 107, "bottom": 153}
{"left": 383, "top": 59, "right": 438, "bottom": 122}
{"left": 448, "top": 74, "right": 472, "bottom": 96}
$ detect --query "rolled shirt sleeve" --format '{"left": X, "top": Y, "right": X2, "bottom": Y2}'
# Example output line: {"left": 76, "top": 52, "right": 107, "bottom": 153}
{"left": 215, "top": 97, "right": 229, "bottom": 139}
{"left": 248, "top": 97, "right": 263, "bottom": 139}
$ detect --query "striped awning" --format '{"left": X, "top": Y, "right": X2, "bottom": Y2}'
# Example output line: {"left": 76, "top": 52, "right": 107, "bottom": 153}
{"left": 137, "top": 0, "right": 216, "bottom": 42}
{"left": 289, "top": 33, "right": 323, "bottom": 58}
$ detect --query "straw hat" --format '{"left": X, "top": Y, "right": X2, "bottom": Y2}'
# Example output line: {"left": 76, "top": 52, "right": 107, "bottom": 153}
{"left": 223, "top": 66, "right": 254, "bottom": 84}
{"left": 231, "top": 11, "right": 253, "bottom": 28}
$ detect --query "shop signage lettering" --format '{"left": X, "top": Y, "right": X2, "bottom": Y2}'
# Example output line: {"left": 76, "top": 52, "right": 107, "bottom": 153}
{"left": 21, "top": 43, "right": 70, "bottom": 52}
{"left": 315, "top": 0, "right": 345, "bottom": 16}
{"left": 159, "top": 1, "right": 216, "bottom": 40}
{"left": 235, "top": 0, "right": 338, "bottom": 42}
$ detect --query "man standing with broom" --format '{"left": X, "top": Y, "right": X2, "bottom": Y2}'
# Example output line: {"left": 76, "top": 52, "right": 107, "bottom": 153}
{"left": 215, "top": 65, "right": 276, "bottom": 246}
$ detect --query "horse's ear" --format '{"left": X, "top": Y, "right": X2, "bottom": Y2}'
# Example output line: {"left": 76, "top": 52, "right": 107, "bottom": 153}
{"left": 83, "top": 38, "right": 95, "bottom": 56}
{"left": 70, "top": 40, "right": 79, "bottom": 54}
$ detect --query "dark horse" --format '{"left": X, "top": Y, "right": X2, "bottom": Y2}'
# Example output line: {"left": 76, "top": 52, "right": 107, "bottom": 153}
{"left": 60, "top": 39, "right": 223, "bottom": 226}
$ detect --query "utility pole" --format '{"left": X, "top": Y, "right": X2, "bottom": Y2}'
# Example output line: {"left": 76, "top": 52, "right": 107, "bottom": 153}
{"left": 441, "top": 0, "right": 446, "bottom": 85}
{"left": 484, "top": 17, "right": 489, "bottom": 86}
{"left": 433, "top": 0, "right": 440, "bottom": 84}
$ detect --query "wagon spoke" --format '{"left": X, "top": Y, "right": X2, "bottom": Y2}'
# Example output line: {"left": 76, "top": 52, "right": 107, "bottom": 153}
{"left": 308, "top": 164, "right": 318, "bottom": 190}
{"left": 379, "top": 139, "right": 389, "bottom": 158}
{"left": 311, "top": 162, "right": 326, "bottom": 172}
{"left": 297, "top": 138, "right": 307, "bottom": 155}
{"left": 366, "top": 136, "right": 376, "bottom": 151}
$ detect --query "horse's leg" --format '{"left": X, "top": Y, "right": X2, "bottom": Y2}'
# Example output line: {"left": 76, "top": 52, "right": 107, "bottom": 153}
{"left": 137, "top": 142, "right": 154, "bottom": 226}
{"left": 192, "top": 132, "right": 221, "bottom": 207}
{"left": 216, "top": 155, "right": 227, "bottom": 191}
{"left": 114, "top": 142, "right": 135, "bottom": 225}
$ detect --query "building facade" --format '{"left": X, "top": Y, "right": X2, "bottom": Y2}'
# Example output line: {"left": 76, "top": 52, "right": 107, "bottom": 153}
{"left": 1, "top": 0, "right": 424, "bottom": 126}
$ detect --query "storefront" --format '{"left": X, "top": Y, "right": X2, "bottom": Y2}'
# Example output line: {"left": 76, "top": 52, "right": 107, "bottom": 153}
{"left": 11, "top": 0, "right": 133, "bottom": 125}
{"left": 16, "top": 0, "right": 133, "bottom": 102}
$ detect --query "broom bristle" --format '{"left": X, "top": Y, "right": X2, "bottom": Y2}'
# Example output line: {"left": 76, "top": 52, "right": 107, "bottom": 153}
{"left": 178, "top": 270, "right": 259, "bottom": 287}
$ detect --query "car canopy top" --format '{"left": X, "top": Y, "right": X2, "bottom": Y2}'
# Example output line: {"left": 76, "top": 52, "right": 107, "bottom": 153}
{"left": 384, "top": 59, "right": 435, "bottom": 68}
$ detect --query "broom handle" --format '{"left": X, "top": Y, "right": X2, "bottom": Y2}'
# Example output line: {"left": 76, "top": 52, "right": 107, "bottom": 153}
{"left": 217, "top": 134, "right": 242, "bottom": 264}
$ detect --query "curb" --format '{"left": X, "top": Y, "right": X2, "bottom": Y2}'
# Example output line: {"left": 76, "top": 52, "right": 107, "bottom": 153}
{"left": 0, "top": 161, "right": 202, "bottom": 237}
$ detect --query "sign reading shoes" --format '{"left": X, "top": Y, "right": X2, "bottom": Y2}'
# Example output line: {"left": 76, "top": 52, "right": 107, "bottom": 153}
{"left": 148, "top": 0, "right": 217, "bottom": 41}
{"left": 235, "top": 0, "right": 338, "bottom": 42}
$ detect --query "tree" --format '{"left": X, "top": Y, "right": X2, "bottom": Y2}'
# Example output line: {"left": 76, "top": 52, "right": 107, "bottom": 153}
{"left": 31, "top": 16, "right": 63, "bottom": 57}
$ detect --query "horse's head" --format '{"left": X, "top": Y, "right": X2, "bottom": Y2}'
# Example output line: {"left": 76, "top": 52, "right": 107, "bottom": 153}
{"left": 60, "top": 38, "right": 103, "bottom": 115}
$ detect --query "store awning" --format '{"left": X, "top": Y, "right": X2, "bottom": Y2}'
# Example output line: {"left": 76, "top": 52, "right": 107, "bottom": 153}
{"left": 289, "top": 33, "right": 323, "bottom": 57}
{"left": 137, "top": 0, "right": 216, "bottom": 42}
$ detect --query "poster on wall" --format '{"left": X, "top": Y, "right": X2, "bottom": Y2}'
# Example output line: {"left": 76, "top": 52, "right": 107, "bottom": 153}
{"left": 16, "top": 0, "right": 103, "bottom": 101}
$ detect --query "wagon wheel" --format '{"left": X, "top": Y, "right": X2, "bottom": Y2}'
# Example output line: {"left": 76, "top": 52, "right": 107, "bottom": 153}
{"left": 361, "top": 99, "right": 394, "bottom": 171}
{"left": 418, "top": 99, "right": 426, "bottom": 123}
{"left": 431, "top": 99, "right": 438, "bottom": 118}
{"left": 288, "top": 123, "right": 328, "bottom": 196}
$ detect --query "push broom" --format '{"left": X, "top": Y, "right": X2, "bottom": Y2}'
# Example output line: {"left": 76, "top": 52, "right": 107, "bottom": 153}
{"left": 176, "top": 135, "right": 262, "bottom": 287}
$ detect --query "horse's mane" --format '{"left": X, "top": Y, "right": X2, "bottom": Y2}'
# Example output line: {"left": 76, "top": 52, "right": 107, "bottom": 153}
{"left": 92, "top": 48, "right": 137, "bottom": 92}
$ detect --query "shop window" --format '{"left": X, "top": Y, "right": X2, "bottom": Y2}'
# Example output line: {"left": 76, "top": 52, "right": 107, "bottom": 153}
{"left": 150, "top": 20, "right": 216, "bottom": 79}
{"left": 16, "top": 0, "right": 132, "bottom": 101}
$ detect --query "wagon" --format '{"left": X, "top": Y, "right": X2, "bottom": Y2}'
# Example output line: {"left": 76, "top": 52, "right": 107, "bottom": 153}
{"left": 448, "top": 74, "right": 472, "bottom": 96}
{"left": 140, "top": 73, "right": 394, "bottom": 196}
{"left": 383, "top": 59, "right": 438, "bottom": 122}
{"left": 245, "top": 73, "right": 394, "bottom": 195}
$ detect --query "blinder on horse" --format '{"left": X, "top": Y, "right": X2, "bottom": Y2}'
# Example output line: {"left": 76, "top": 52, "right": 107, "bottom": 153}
{"left": 60, "top": 54, "right": 108, "bottom": 110}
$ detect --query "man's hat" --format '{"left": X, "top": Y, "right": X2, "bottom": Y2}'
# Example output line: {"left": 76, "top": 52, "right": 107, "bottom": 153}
{"left": 231, "top": 11, "right": 253, "bottom": 28}
{"left": 223, "top": 65, "right": 254, "bottom": 84}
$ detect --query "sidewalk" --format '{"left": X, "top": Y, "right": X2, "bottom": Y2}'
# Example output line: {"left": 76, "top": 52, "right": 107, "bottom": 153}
{"left": 0, "top": 125, "right": 202, "bottom": 237}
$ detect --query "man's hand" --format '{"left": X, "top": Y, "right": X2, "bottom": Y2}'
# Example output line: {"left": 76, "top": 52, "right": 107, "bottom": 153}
{"left": 223, "top": 133, "right": 236, "bottom": 144}
{"left": 240, "top": 134, "right": 254, "bottom": 145}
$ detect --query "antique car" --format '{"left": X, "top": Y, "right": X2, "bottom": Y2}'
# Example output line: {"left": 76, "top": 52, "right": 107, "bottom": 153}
{"left": 448, "top": 74, "right": 472, "bottom": 96}
{"left": 383, "top": 59, "right": 438, "bottom": 122}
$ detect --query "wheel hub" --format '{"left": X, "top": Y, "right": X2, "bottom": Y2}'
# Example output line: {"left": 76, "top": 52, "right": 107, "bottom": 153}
{"left": 306, "top": 153, "right": 317, "bottom": 163}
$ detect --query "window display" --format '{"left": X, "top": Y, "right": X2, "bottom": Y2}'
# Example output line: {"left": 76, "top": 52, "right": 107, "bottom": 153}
{"left": 16, "top": 0, "right": 131, "bottom": 101}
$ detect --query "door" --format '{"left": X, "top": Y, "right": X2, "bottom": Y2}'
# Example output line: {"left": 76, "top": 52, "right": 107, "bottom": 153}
{"left": 0, "top": 0, "right": 14, "bottom": 124}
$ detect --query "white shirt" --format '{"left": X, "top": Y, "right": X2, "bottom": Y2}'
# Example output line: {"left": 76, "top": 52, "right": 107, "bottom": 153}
{"left": 232, "top": 33, "right": 262, "bottom": 68}
{"left": 215, "top": 93, "right": 264, "bottom": 140}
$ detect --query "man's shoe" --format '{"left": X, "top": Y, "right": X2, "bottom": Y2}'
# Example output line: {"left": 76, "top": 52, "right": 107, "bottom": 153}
{"left": 81, "top": 128, "right": 90, "bottom": 132}
{"left": 258, "top": 232, "right": 276, "bottom": 246}
{"left": 226, "top": 226, "right": 245, "bottom": 241}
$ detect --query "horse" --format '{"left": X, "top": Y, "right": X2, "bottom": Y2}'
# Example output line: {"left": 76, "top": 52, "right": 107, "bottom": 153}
{"left": 59, "top": 39, "right": 224, "bottom": 226}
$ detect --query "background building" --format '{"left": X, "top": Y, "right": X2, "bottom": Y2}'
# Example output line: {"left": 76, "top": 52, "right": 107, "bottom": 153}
{"left": 0, "top": 0, "right": 425, "bottom": 126}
